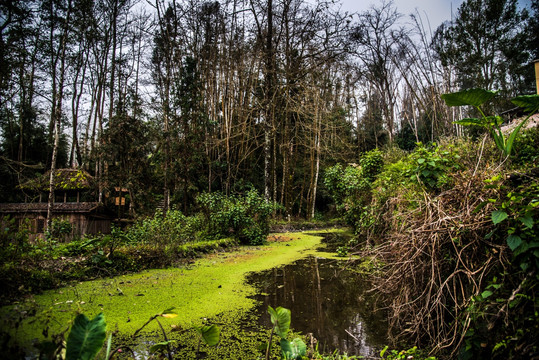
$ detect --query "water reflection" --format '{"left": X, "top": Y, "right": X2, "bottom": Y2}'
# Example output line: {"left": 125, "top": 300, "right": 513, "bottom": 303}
{"left": 246, "top": 256, "right": 387, "bottom": 357}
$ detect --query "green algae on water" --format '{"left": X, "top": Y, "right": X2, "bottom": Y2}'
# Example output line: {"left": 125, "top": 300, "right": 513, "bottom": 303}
{"left": 0, "top": 230, "right": 344, "bottom": 350}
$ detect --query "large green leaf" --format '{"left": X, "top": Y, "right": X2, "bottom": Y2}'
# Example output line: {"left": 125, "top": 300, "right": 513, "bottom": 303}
{"left": 507, "top": 235, "right": 522, "bottom": 251}
{"left": 453, "top": 118, "right": 485, "bottom": 127}
{"left": 149, "top": 340, "right": 175, "bottom": 354}
{"left": 492, "top": 210, "right": 508, "bottom": 225}
{"left": 511, "top": 94, "right": 539, "bottom": 113}
{"left": 518, "top": 214, "right": 535, "bottom": 229}
{"left": 481, "top": 290, "right": 493, "bottom": 299}
{"left": 280, "top": 338, "right": 307, "bottom": 359}
{"left": 66, "top": 313, "right": 107, "bottom": 360}
{"left": 442, "top": 88, "right": 497, "bottom": 107}
{"left": 268, "top": 306, "right": 291, "bottom": 338}
{"left": 195, "top": 325, "right": 220, "bottom": 346}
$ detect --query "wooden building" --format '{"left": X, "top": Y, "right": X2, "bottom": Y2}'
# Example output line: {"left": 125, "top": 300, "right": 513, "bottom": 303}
{"left": 0, "top": 169, "right": 112, "bottom": 241}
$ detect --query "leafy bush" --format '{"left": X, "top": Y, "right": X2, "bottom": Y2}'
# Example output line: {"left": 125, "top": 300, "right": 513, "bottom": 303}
{"left": 0, "top": 216, "right": 31, "bottom": 263}
{"left": 126, "top": 209, "right": 202, "bottom": 246}
{"left": 324, "top": 149, "right": 384, "bottom": 231}
{"left": 197, "top": 189, "right": 274, "bottom": 245}
{"left": 455, "top": 171, "right": 539, "bottom": 360}
{"left": 45, "top": 218, "right": 73, "bottom": 242}
{"left": 487, "top": 175, "right": 539, "bottom": 271}
{"left": 511, "top": 126, "right": 539, "bottom": 167}
{"left": 360, "top": 148, "right": 384, "bottom": 182}
{"left": 404, "top": 143, "right": 460, "bottom": 192}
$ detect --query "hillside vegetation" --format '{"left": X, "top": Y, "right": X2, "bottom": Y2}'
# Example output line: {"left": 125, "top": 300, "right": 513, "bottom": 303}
{"left": 326, "top": 123, "right": 539, "bottom": 359}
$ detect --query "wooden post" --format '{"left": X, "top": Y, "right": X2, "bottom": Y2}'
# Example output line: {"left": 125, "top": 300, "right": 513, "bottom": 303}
{"left": 535, "top": 60, "right": 539, "bottom": 95}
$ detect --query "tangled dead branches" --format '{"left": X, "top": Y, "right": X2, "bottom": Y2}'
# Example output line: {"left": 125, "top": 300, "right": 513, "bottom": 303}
{"left": 364, "top": 169, "right": 509, "bottom": 357}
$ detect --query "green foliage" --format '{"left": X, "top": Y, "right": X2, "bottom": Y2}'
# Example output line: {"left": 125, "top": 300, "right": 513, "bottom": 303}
{"left": 126, "top": 209, "right": 202, "bottom": 246}
{"left": 325, "top": 149, "right": 384, "bottom": 203}
{"left": 360, "top": 148, "right": 384, "bottom": 182}
{"left": 280, "top": 337, "right": 307, "bottom": 360}
{"left": 265, "top": 306, "right": 306, "bottom": 360}
{"left": 324, "top": 149, "right": 384, "bottom": 232}
{"left": 511, "top": 125, "right": 539, "bottom": 167}
{"left": 379, "top": 346, "right": 436, "bottom": 360}
{"left": 268, "top": 306, "right": 291, "bottom": 338}
{"left": 336, "top": 246, "right": 349, "bottom": 257}
{"left": 45, "top": 219, "right": 72, "bottom": 242}
{"left": 0, "top": 216, "right": 31, "bottom": 262}
{"left": 511, "top": 95, "right": 539, "bottom": 113}
{"left": 65, "top": 313, "right": 107, "bottom": 360}
{"left": 197, "top": 189, "right": 274, "bottom": 245}
{"left": 442, "top": 89, "right": 539, "bottom": 157}
{"left": 457, "top": 170, "right": 539, "bottom": 359}
{"left": 404, "top": 143, "right": 460, "bottom": 191}
{"left": 195, "top": 324, "right": 221, "bottom": 352}
{"left": 442, "top": 88, "right": 498, "bottom": 107}
{"left": 38, "top": 309, "right": 222, "bottom": 360}
{"left": 324, "top": 164, "right": 361, "bottom": 205}
{"left": 327, "top": 144, "right": 461, "bottom": 236}
{"left": 487, "top": 176, "right": 539, "bottom": 271}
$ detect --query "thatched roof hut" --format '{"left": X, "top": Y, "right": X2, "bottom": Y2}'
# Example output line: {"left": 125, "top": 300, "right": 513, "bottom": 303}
{"left": 19, "top": 168, "right": 94, "bottom": 191}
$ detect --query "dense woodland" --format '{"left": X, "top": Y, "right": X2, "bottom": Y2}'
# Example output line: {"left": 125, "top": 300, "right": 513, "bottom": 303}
{"left": 0, "top": 0, "right": 537, "bottom": 217}
{"left": 1, "top": 0, "right": 539, "bottom": 359}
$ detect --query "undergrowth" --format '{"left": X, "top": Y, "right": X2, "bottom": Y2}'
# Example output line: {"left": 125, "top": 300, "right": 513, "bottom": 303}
{"left": 326, "top": 125, "right": 539, "bottom": 359}
{"left": 0, "top": 189, "right": 275, "bottom": 305}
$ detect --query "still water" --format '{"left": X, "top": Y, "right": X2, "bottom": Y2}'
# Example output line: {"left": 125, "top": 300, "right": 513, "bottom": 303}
{"left": 246, "top": 249, "right": 387, "bottom": 357}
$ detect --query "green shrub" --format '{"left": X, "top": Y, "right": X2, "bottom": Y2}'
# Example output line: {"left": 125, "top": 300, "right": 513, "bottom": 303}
{"left": 45, "top": 218, "right": 72, "bottom": 242}
{"left": 511, "top": 126, "right": 539, "bottom": 167}
{"left": 197, "top": 189, "right": 274, "bottom": 245}
{"left": 126, "top": 209, "right": 201, "bottom": 246}
{"left": 324, "top": 149, "right": 384, "bottom": 232}
{"left": 0, "top": 216, "right": 31, "bottom": 263}
{"left": 404, "top": 143, "right": 460, "bottom": 192}
{"left": 360, "top": 148, "right": 384, "bottom": 182}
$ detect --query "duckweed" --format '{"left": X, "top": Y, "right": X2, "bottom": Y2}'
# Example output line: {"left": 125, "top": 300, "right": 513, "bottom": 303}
{"left": 1, "top": 230, "right": 345, "bottom": 353}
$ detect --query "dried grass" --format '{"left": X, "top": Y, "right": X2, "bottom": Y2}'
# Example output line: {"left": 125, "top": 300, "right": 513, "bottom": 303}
{"left": 364, "top": 167, "right": 509, "bottom": 356}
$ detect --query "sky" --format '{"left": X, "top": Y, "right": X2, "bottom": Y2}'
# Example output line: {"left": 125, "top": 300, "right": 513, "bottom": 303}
{"left": 337, "top": 0, "right": 532, "bottom": 31}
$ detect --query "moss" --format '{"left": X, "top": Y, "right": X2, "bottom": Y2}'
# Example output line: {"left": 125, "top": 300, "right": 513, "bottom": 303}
{"left": 18, "top": 168, "right": 93, "bottom": 191}
{"left": 0, "top": 230, "right": 347, "bottom": 352}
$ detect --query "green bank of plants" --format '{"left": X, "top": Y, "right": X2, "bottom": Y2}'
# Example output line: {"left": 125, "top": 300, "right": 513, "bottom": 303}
{"left": 127, "top": 188, "right": 274, "bottom": 246}
{"left": 0, "top": 190, "right": 273, "bottom": 304}
{"left": 324, "top": 91, "right": 539, "bottom": 359}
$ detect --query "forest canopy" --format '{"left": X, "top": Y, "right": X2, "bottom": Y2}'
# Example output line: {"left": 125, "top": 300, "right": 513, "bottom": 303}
{"left": 0, "top": 0, "right": 537, "bottom": 216}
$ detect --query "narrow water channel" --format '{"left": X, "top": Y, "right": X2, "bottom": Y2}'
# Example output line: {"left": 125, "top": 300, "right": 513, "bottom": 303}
{"left": 2, "top": 231, "right": 388, "bottom": 359}
{"left": 246, "top": 239, "right": 387, "bottom": 357}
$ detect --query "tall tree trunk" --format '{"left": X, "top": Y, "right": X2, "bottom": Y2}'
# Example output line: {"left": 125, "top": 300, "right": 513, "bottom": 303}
{"left": 311, "top": 106, "right": 321, "bottom": 219}
{"left": 264, "top": 0, "right": 274, "bottom": 201}
{"left": 47, "top": 0, "right": 71, "bottom": 230}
